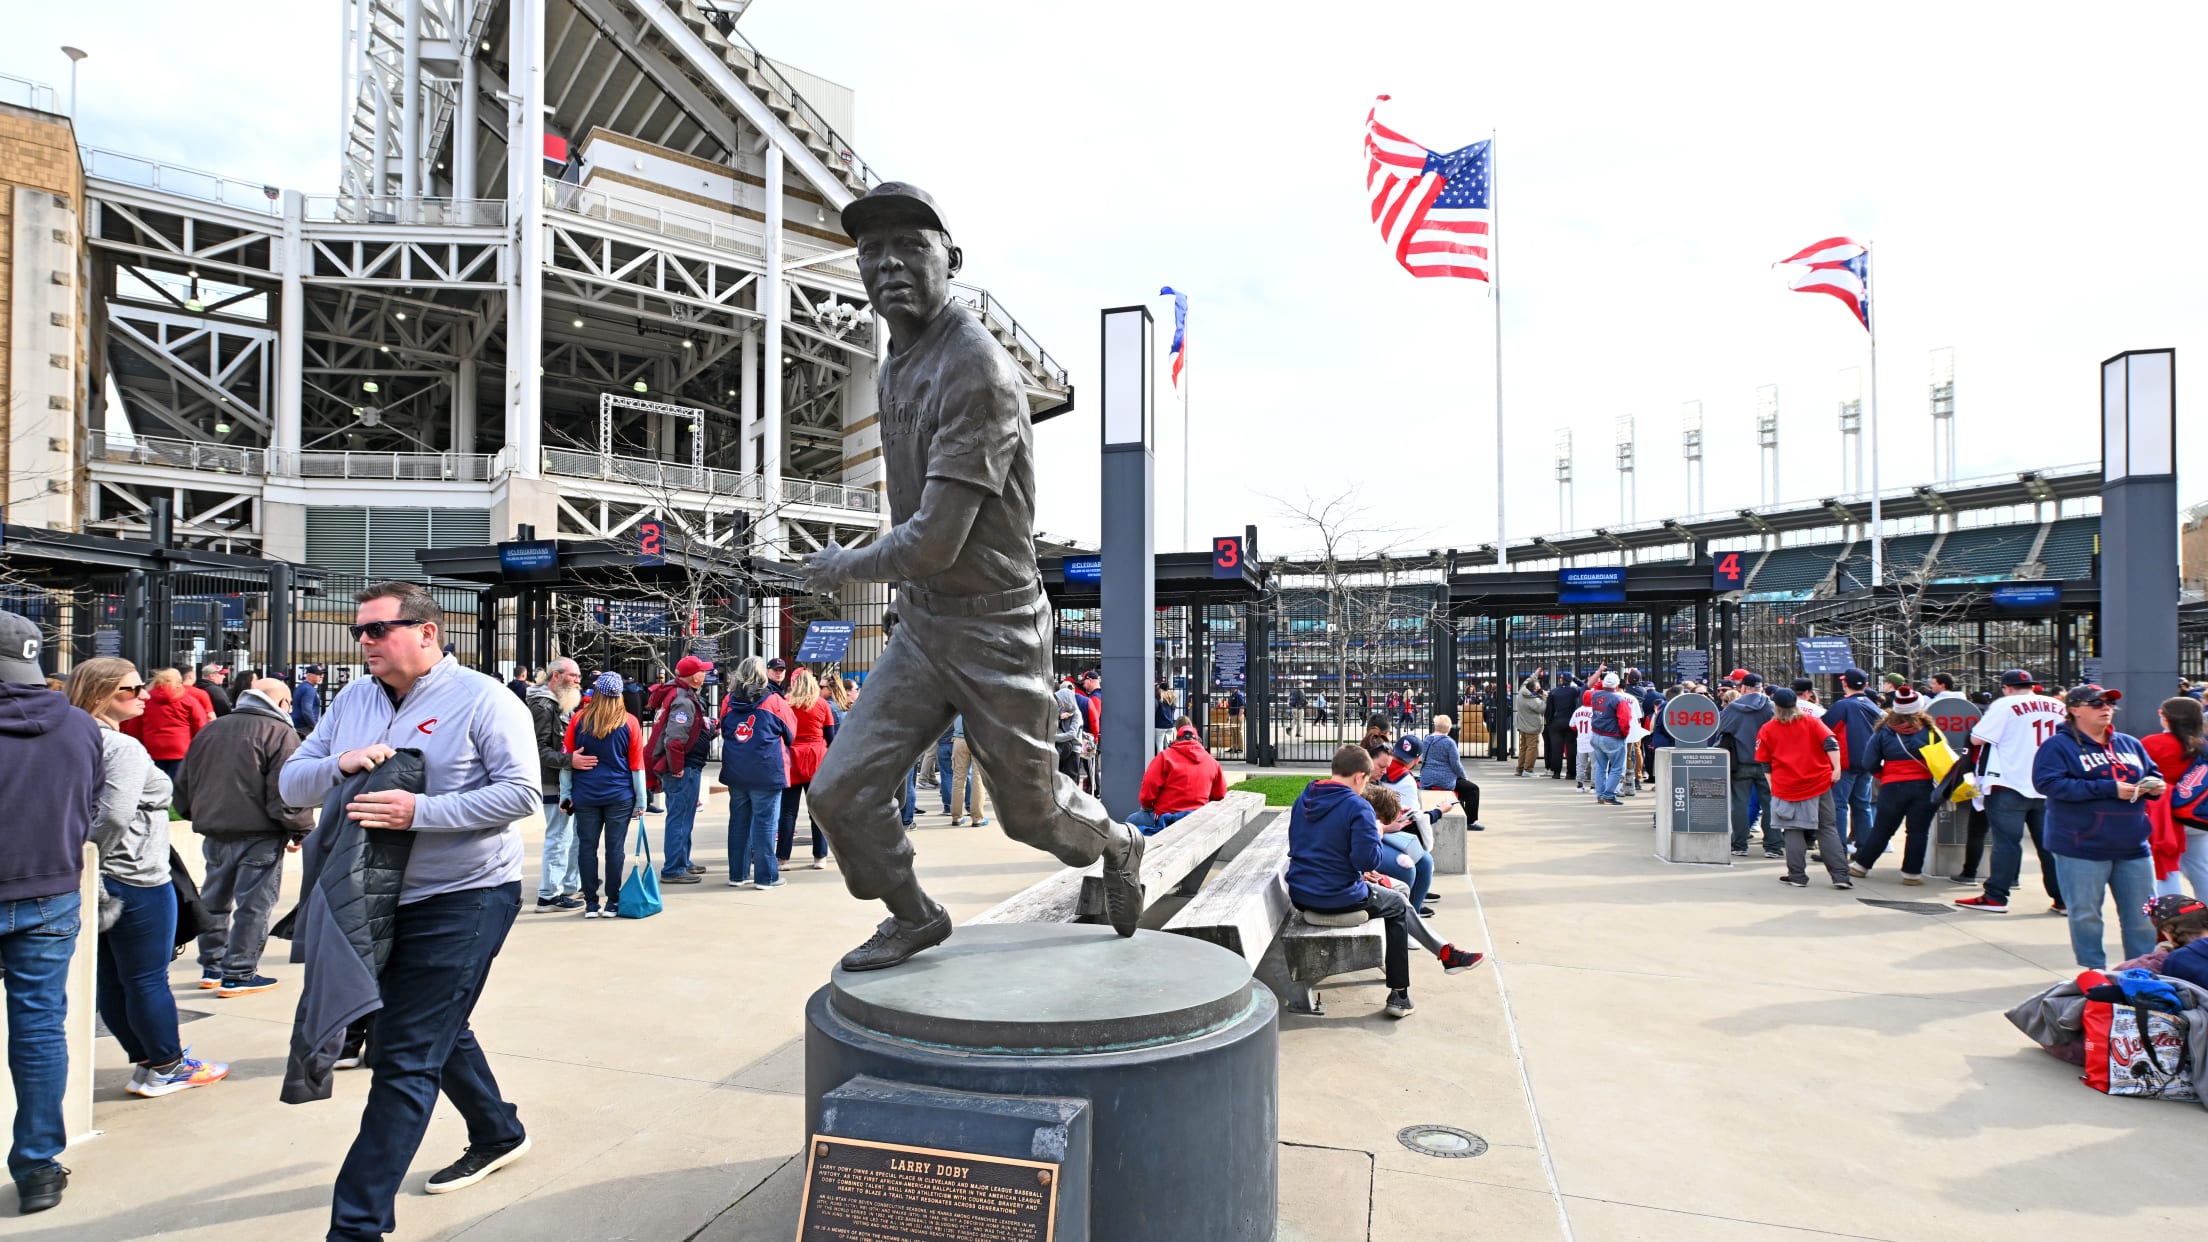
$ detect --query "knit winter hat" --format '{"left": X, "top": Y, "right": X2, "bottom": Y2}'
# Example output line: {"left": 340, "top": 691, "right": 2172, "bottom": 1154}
{"left": 593, "top": 671, "right": 624, "bottom": 696}
{"left": 1889, "top": 685, "right": 1925, "bottom": 713}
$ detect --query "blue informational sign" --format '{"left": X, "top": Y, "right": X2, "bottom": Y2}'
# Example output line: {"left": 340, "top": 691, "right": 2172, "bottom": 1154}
{"left": 1559, "top": 566, "right": 1626, "bottom": 604}
{"left": 599, "top": 601, "right": 667, "bottom": 634}
{"left": 1211, "top": 640, "right": 1247, "bottom": 690}
{"left": 1063, "top": 556, "right": 1102, "bottom": 583}
{"left": 796, "top": 620, "right": 856, "bottom": 664}
{"left": 498, "top": 540, "right": 560, "bottom": 584}
{"left": 1991, "top": 583, "right": 2061, "bottom": 609}
{"left": 1796, "top": 635, "right": 1857, "bottom": 675}
{"left": 1675, "top": 648, "right": 1710, "bottom": 684}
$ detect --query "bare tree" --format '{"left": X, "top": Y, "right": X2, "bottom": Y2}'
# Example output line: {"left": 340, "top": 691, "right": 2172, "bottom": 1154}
{"left": 1265, "top": 489, "right": 1444, "bottom": 730}
{"left": 1805, "top": 550, "right": 1990, "bottom": 682}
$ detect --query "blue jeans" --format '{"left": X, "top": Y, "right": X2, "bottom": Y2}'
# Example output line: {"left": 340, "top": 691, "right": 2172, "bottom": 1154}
{"left": 901, "top": 765, "right": 917, "bottom": 827}
{"left": 1376, "top": 830, "right": 1434, "bottom": 910}
{"left": 569, "top": 801, "right": 632, "bottom": 911}
{"left": 1833, "top": 769, "right": 1875, "bottom": 846}
{"left": 1590, "top": 734, "right": 1626, "bottom": 800}
{"left": 728, "top": 787, "right": 782, "bottom": 885}
{"left": 660, "top": 767, "right": 703, "bottom": 876}
{"left": 936, "top": 737, "right": 957, "bottom": 811}
{"left": 328, "top": 883, "right": 523, "bottom": 1242}
{"left": 1128, "top": 809, "right": 1192, "bottom": 836}
{"left": 96, "top": 877, "right": 182, "bottom": 1068}
{"left": 1730, "top": 765, "right": 1776, "bottom": 852}
{"left": 537, "top": 797, "right": 579, "bottom": 900}
{"left": 1, "top": 891, "right": 80, "bottom": 1180}
{"left": 2050, "top": 854, "right": 2157, "bottom": 970}
{"left": 1983, "top": 786, "right": 2055, "bottom": 905}
{"left": 2159, "top": 828, "right": 2208, "bottom": 901}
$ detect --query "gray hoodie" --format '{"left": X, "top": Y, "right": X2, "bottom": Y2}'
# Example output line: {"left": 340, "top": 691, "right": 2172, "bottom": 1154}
{"left": 1716, "top": 691, "right": 1775, "bottom": 766}
{"left": 94, "top": 726, "right": 173, "bottom": 888}
{"left": 280, "top": 656, "right": 539, "bottom": 903}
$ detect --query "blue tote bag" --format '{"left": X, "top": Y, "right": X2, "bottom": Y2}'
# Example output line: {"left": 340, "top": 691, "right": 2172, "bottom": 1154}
{"left": 618, "top": 813, "right": 664, "bottom": 919}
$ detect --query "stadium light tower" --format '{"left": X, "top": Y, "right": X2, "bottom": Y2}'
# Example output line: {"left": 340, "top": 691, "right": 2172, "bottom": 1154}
{"left": 1837, "top": 367, "right": 1864, "bottom": 495}
{"left": 1553, "top": 428, "right": 1574, "bottom": 531}
{"left": 1681, "top": 400, "right": 1704, "bottom": 516}
{"left": 1614, "top": 414, "right": 1636, "bottom": 528}
{"left": 1755, "top": 385, "right": 1780, "bottom": 507}
{"left": 1929, "top": 347, "right": 1956, "bottom": 482}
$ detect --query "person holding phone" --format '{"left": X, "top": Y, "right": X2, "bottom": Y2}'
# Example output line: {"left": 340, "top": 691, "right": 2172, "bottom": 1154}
{"left": 2032, "top": 684, "right": 2162, "bottom": 969}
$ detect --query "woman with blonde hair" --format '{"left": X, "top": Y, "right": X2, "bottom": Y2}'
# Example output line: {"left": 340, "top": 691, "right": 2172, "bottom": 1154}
{"left": 66, "top": 657, "right": 229, "bottom": 1097}
{"left": 123, "top": 665, "right": 207, "bottom": 781}
{"left": 780, "top": 668, "right": 838, "bottom": 867}
{"left": 561, "top": 672, "right": 647, "bottom": 917}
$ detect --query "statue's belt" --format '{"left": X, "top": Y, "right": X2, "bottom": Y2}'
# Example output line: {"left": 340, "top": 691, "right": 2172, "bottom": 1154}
{"left": 896, "top": 578, "right": 1042, "bottom": 617}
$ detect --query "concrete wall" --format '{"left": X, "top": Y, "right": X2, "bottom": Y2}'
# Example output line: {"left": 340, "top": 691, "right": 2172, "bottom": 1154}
{"left": 0, "top": 102, "right": 85, "bottom": 531}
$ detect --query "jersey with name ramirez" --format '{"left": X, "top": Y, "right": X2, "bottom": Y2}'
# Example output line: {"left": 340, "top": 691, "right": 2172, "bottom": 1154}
{"left": 877, "top": 302, "right": 1038, "bottom": 598}
{"left": 1971, "top": 693, "right": 2066, "bottom": 798}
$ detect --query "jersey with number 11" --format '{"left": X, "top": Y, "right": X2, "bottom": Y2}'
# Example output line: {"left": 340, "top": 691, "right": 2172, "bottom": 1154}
{"left": 1970, "top": 693, "right": 2066, "bottom": 798}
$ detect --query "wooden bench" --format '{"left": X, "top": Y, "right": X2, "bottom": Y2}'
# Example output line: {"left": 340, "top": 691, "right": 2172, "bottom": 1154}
{"left": 1415, "top": 790, "right": 1470, "bottom": 875}
{"left": 967, "top": 791, "right": 1264, "bottom": 927}
{"left": 1161, "top": 816, "right": 1385, "bottom": 1016}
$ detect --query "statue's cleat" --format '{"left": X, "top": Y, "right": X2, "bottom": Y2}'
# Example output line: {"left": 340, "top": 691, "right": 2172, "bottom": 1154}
{"left": 839, "top": 903, "right": 952, "bottom": 972}
{"left": 1100, "top": 824, "right": 1146, "bottom": 937}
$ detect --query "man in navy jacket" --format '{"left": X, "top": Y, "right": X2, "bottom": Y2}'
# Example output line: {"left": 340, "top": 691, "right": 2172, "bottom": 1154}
{"left": 1823, "top": 668, "right": 1884, "bottom": 847}
{"left": 0, "top": 611, "right": 107, "bottom": 1213}
{"left": 1287, "top": 745, "right": 1483, "bottom": 1019}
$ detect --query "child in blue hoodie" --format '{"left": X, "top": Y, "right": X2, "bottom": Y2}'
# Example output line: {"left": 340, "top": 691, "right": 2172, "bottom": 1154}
{"left": 1287, "top": 745, "right": 1484, "bottom": 1019}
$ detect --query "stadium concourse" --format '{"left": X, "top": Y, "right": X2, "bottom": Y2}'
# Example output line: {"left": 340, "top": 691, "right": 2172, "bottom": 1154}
{"left": 13, "top": 763, "right": 2197, "bottom": 1239}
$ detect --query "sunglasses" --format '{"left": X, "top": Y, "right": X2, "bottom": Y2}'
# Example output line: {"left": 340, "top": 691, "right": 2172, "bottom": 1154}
{"left": 349, "top": 618, "right": 430, "bottom": 641}
{"left": 114, "top": 683, "right": 147, "bottom": 695}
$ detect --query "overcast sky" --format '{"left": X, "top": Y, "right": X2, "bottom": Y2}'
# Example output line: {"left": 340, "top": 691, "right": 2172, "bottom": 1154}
{"left": 14, "top": 1, "right": 2205, "bottom": 556}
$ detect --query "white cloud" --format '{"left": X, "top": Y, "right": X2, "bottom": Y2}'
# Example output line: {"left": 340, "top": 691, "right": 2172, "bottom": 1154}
{"left": 16, "top": 1, "right": 2204, "bottom": 554}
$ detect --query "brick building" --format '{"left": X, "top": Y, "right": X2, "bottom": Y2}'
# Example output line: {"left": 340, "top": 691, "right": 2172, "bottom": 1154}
{"left": 0, "top": 95, "right": 85, "bottom": 532}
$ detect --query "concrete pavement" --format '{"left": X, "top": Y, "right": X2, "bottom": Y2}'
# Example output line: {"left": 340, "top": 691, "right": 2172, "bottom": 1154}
{"left": 10, "top": 764, "right": 2201, "bottom": 1240}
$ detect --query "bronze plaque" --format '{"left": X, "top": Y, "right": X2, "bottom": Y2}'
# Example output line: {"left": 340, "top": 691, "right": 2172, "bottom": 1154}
{"left": 796, "top": 1134, "right": 1059, "bottom": 1242}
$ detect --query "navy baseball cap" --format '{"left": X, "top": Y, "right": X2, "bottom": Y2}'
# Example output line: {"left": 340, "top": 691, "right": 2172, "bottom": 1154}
{"left": 1841, "top": 668, "right": 1869, "bottom": 688}
{"left": 0, "top": 611, "right": 43, "bottom": 685}
{"left": 1769, "top": 686, "right": 1797, "bottom": 709}
{"left": 2000, "top": 669, "right": 2035, "bottom": 688}
{"left": 2064, "top": 684, "right": 2121, "bottom": 707}
{"left": 765, "top": 657, "right": 788, "bottom": 671}
{"left": 1392, "top": 734, "right": 1424, "bottom": 765}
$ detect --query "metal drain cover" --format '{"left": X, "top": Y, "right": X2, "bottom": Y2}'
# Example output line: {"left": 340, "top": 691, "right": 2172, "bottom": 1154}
{"left": 1396, "top": 1125, "right": 1488, "bottom": 1158}
{"left": 1857, "top": 899, "right": 1952, "bottom": 916}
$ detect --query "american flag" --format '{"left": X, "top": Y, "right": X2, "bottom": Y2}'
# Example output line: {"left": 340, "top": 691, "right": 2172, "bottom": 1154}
{"left": 1364, "top": 96, "right": 1491, "bottom": 281}
{"left": 1775, "top": 237, "right": 1870, "bottom": 330}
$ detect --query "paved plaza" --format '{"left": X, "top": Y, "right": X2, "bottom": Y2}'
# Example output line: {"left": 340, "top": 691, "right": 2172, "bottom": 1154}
{"left": 15, "top": 770, "right": 2204, "bottom": 1241}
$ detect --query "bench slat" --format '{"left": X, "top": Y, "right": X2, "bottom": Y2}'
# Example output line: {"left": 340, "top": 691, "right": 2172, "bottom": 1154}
{"left": 1162, "top": 816, "right": 1290, "bottom": 961}
{"left": 1074, "top": 791, "right": 1261, "bottom": 921}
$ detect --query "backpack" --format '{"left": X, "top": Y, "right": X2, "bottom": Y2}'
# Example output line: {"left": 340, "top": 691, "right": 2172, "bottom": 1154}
{"left": 645, "top": 687, "right": 704, "bottom": 776}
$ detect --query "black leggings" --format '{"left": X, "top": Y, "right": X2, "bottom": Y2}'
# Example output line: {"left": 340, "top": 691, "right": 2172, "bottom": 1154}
{"left": 1854, "top": 781, "right": 1937, "bottom": 875}
{"left": 1424, "top": 780, "right": 1480, "bottom": 824}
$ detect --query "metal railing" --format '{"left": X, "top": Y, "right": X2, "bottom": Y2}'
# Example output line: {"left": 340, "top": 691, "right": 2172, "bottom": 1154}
{"left": 544, "top": 177, "right": 852, "bottom": 271}
{"left": 689, "top": 1, "right": 879, "bottom": 190}
{"left": 82, "top": 148, "right": 282, "bottom": 215}
{"left": 951, "top": 283, "right": 1071, "bottom": 392}
{"left": 89, "top": 432, "right": 264, "bottom": 476}
{"left": 88, "top": 433, "right": 492, "bottom": 482}
{"left": 303, "top": 194, "right": 506, "bottom": 228}
{"left": 0, "top": 72, "right": 58, "bottom": 114}
{"left": 542, "top": 447, "right": 879, "bottom": 514}
{"left": 284, "top": 450, "right": 493, "bottom": 482}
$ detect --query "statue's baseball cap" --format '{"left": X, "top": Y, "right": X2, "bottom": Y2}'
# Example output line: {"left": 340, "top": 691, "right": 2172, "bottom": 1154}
{"left": 0, "top": 611, "right": 44, "bottom": 685}
{"left": 840, "top": 182, "right": 950, "bottom": 240}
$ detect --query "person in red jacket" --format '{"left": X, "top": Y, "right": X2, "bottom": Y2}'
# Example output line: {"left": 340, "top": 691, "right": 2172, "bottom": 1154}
{"left": 124, "top": 666, "right": 209, "bottom": 780}
{"left": 1131, "top": 717, "right": 1227, "bottom": 834}
{"left": 779, "top": 669, "right": 838, "bottom": 867}
{"left": 1755, "top": 687, "right": 1847, "bottom": 889}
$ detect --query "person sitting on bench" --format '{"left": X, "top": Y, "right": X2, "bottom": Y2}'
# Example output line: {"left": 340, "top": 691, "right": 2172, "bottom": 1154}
{"left": 1130, "top": 715, "right": 1227, "bottom": 835}
{"left": 1287, "top": 745, "right": 1485, "bottom": 1019}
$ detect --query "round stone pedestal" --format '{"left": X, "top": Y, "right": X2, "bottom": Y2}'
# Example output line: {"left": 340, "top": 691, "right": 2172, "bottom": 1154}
{"left": 804, "top": 924, "right": 1278, "bottom": 1241}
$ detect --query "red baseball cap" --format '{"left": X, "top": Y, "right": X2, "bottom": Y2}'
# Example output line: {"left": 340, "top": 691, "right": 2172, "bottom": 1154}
{"left": 675, "top": 656, "right": 713, "bottom": 678}
{"left": 1725, "top": 668, "right": 1750, "bottom": 683}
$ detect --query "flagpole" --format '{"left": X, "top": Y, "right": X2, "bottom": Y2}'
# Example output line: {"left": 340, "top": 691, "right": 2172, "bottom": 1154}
{"left": 1865, "top": 242, "right": 1883, "bottom": 588}
{"left": 1183, "top": 333, "right": 1191, "bottom": 553}
{"left": 1491, "top": 128, "right": 1507, "bottom": 571}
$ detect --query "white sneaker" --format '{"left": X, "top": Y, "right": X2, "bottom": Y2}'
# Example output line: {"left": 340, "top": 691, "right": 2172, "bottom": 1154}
{"left": 729, "top": 878, "right": 753, "bottom": 888}
{"left": 582, "top": 909, "right": 602, "bottom": 919}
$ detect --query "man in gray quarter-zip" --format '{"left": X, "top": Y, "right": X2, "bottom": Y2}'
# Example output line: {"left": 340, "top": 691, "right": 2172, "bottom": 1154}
{"left": 281, "top": 581, "right": 540, "bottom": 1240}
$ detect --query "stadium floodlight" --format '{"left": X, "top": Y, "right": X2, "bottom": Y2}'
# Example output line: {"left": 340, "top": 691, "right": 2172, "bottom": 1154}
{"left": 1614, "top": 415, "right": 1636, "bottom": 529}
{"left": 1553, "top": 429, "right": 1573, "bottom": 531}
{"left": 1836, "top": 367, "right": 1864, "bottom": 495}
{"left": 1755, "top": 385, "right": 1780, "bottom": 506}
{"left": 1681, "top": 400, "right": 1705, "bottom": 516}
{"left": 1929, "top": 347, "right": 1956, "bottom": 482}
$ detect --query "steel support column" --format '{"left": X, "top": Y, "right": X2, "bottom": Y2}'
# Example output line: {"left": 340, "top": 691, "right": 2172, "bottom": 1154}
{"left": 505, "top": 0, "right": 546, "bottom": 477}
{"left": 758, "top": 148, "right": 785, "bottom": 658}
{"left": 275, "top": 191, "right": 306, "bottom": 469}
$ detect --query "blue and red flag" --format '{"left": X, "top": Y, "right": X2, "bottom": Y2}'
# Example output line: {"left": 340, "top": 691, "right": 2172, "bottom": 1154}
{"left": 1159, "top": 286, "right": 1188, "bottom": 387}
{"left": 1775, "top": 237, "right": 1869, "bottom": 330}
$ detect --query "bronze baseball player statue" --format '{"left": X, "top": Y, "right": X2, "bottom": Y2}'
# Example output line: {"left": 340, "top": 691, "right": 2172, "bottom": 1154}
{"left": 801, "top": 182, "right": 1146, "bottom": 971}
